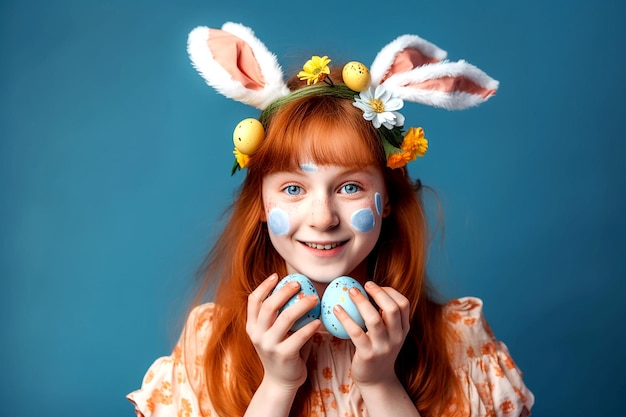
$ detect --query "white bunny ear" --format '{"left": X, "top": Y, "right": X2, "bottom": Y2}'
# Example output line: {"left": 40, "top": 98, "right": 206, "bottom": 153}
{"left": 370, "top": 34, "right": 448, "bottom": 86}
{"left": 187, "top": 22, "right": 290, "bottom": 110}
{"left": 370, "top": 34, "right": 498, "bottom": 110}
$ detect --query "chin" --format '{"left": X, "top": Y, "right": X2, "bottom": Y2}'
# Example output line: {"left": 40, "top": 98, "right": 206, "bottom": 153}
{"left": 291, "top": 264, "right": 361, "bottom": 283}
{"left": 305, "top": 272, "right": 342, "bottom": 283}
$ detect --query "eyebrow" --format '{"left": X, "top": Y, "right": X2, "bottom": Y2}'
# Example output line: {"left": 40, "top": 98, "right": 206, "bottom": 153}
{"left": 332, "top": 167, "right": 379, "bottom": 178}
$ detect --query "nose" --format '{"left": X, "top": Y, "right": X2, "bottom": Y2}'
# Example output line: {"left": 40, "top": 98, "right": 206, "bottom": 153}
{"left": 307, "top": 197, "right": 339, "bottom": 230}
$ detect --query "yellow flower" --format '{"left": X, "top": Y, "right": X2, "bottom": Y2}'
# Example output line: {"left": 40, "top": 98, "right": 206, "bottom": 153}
{"left": 297, "top": 55, "right": 331, "bottom": 85}
{"left": 233, "top": 148, "right": 250, "bottom": 168}
{"left": 402, "top": 127, "right": 428, "bottom": 158}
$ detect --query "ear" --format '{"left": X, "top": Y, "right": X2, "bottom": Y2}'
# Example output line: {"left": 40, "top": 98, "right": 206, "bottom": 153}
{"left": 380, "top": 193, "right": 392, "bottom": 218}
{"left": 370, "top": 34, "right": 498, "bottom": 110}
{"left": 382, "top": 201, "right": 392, "bottom": 218}
{"left": 187, "top": 22, "right": 290, "bottom": 110}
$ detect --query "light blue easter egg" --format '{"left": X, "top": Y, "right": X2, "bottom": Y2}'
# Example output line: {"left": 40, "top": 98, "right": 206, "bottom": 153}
{"left": 271, "top": 274, "right": 321, "bottom": 331}
{"left": 320, "top": 276, "right": 368, "bottom": 339}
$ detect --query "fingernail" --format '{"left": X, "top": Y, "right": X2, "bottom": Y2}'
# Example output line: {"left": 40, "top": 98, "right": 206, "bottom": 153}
{"left": 365, "top": 281, "right": 376, "bottom": 288}
{"left": 289, "top": 281, "right": 300, "bottom": 288}
{"left": 269, "top": 273, "right": 278, "bottom": 281}
{"left": 349, "top": 287, "right": 361, "bottom": 296}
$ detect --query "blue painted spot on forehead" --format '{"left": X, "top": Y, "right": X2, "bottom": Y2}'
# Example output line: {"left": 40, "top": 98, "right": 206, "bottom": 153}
{"left": 268, "top": 208, "right": 290, "bottom": 236}
{"left": 300, "top": 163, "right": 318, "bottom": 172}
{"left": 351, "top": 208, "right": 375, "bottom": 233}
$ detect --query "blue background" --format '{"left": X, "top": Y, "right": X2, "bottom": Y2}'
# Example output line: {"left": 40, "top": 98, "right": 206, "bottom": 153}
{"left": 2, "top": 0, "right": 624, "bottom": 416}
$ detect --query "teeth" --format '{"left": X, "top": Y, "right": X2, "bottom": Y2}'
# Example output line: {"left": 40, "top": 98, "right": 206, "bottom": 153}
{"left": 306, "top": 242, "right": 339, "bottom": 250}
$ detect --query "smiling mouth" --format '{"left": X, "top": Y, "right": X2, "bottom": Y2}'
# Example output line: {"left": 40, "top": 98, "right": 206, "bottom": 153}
{"left": 303, "top": 241, "right": 347, "bottom": 250}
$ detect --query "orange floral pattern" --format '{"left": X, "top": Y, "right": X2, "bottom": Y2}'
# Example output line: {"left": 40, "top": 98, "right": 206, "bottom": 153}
{"left": 127, "top": 297, "right": 534, "bottom": 417}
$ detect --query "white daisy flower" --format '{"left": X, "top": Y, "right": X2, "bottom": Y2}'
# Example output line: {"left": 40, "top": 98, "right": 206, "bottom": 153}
{"left": 353, "top": 85, "right": 405, "bottom": 129}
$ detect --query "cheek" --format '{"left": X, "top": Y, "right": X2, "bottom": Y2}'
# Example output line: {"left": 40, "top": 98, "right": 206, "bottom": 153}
{"left": 268, "top": 207, "right": 290, "bottom": 236}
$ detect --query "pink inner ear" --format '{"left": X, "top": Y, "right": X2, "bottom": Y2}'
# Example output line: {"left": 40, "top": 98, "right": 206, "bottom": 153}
{"left": 207, "top": 28, "right": 265, "bottom": 91}
{"left": 408, "top": 76, "right": 496, "bottom": 98}
{"left": 381, "top": 49, "right": 440, "bottom": 83}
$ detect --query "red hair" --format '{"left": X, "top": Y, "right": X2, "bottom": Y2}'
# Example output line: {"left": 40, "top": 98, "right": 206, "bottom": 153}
{"left": 193, "top": 75, "right": 464, "bottom": 417}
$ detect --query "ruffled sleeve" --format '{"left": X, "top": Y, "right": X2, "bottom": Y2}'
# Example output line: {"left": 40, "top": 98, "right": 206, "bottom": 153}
{"left": 126, "top": 303, "right": 217, "bottom": 417}
{"left": 444, "top": 297, "right": 535, "bottom": 417}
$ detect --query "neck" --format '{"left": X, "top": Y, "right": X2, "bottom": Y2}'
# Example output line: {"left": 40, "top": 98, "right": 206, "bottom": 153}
{"left": 312, "top": 258, "right": 369, "bottom": 297}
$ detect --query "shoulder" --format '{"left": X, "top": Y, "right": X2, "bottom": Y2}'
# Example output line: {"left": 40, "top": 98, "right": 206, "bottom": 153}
{"left": 183, "top": 303, "right": 217, "bottom": 350}
{"left": 443, "top": 297, "right": 535, "bottom": 416}
{"left": 127, "top": 303, "right": 217, "bottom": 417}
{"left": 443, "top": 297, "right": 493, "bottom": 356}
{"left": 443, "top": 296, "right": 510, "bottom": 368}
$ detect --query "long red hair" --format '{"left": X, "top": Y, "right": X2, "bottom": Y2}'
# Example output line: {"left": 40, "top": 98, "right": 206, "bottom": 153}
{"left": 193, "top": 73, "right": 463, "bottom": 416}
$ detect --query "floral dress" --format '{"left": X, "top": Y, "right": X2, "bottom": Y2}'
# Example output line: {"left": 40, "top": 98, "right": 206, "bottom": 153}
{"left": 127, "top": 297, "right": 534, "bottom": 417}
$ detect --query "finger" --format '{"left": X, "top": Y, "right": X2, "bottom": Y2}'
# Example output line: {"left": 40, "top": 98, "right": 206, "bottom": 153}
{"left": 382, "top": 287, "right": 411, "bottom": 335}
{"left": 362, "top": 282, "right": 404, "bottom": 336}
{"left": 333, "top": 304, "right": 371, "bottom": 347}
{"left": 247, "top": 273, "right": 279, "bottom": 328}
{"left": 280, "top": 318, "right": 322, "bottom": 353}
{"left": 267, "top": 294, "right": 320, "bottom": 339}
{"left": 255, "top": 280, "right": 302, "bottom": 332}
{"left": 339, "top": 288, "right": 382, "bottom": 342}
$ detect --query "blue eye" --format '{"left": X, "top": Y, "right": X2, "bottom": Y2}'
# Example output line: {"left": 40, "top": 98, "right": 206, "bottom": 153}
{"left": 341, "top": 183, "right": 360, "bottom": 194}
{"left": 284, "top": 185, "right": 302, "bottom": 195}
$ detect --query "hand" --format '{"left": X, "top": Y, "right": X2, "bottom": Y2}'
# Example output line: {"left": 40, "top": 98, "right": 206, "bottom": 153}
{"left": 333, "top": 281, "right": 410, "bottom": 387}
{"left": 246, "top": 273, "right": 321, "bottom": 392}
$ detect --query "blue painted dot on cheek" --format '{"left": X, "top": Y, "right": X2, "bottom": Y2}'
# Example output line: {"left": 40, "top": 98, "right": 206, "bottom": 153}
{"left": 268, "top": 208, "right": 290, "bottom": 236}
{"left": 375, "top": 192, "right": 383, "bottom": 216}
{"left": 351, "top": 208, "right": 375, "bottom": 233}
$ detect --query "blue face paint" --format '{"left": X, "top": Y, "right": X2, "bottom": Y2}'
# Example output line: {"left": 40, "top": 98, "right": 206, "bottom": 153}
{"left": 268, "top": 208, "right": 290, "bottom": 236}
{"left": 300, "top": 163, "right": 318, "bottom": 172}
{"left": 375, "top": 192, "right": 383, "bottom": 216}
{"left": 351, "top": 208, "right": 375, "bottom": 233}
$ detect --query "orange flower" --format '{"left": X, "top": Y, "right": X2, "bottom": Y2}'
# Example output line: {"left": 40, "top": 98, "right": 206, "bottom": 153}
{"left": 402, "top": 127, "right": 428, "bottom": 158}
{"left": 387, "top": 151, "right": 412, "bottom": 169}
{"left": 386, "top": 127, "right": 428, "bottom": 169}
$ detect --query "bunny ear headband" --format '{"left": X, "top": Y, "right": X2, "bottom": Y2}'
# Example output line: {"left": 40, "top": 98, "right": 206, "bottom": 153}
{"left": 187, "top": 22, "right": 499, "bottom": 174}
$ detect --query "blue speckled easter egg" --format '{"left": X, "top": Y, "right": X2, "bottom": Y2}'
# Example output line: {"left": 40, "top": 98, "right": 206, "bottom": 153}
{"left": 271, "top": 274, "right": 321, "bottom": 331}
{"left": 321, "top": 276, "right": 368, "bottom": 339}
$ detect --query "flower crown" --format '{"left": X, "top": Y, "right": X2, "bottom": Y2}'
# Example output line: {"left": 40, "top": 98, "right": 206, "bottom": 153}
{"left": 186, "top": 22, "right": 499, "bottom": 175}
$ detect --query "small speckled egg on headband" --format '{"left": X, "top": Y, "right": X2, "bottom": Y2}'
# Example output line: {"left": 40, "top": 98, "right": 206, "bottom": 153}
{"left": 233, "top": 118, "right": 264, "bottom": 154}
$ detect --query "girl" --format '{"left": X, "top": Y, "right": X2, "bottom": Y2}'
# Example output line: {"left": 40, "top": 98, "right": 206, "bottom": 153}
{"left": 127, "top": 22, "right": 534, "bottom": 417}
